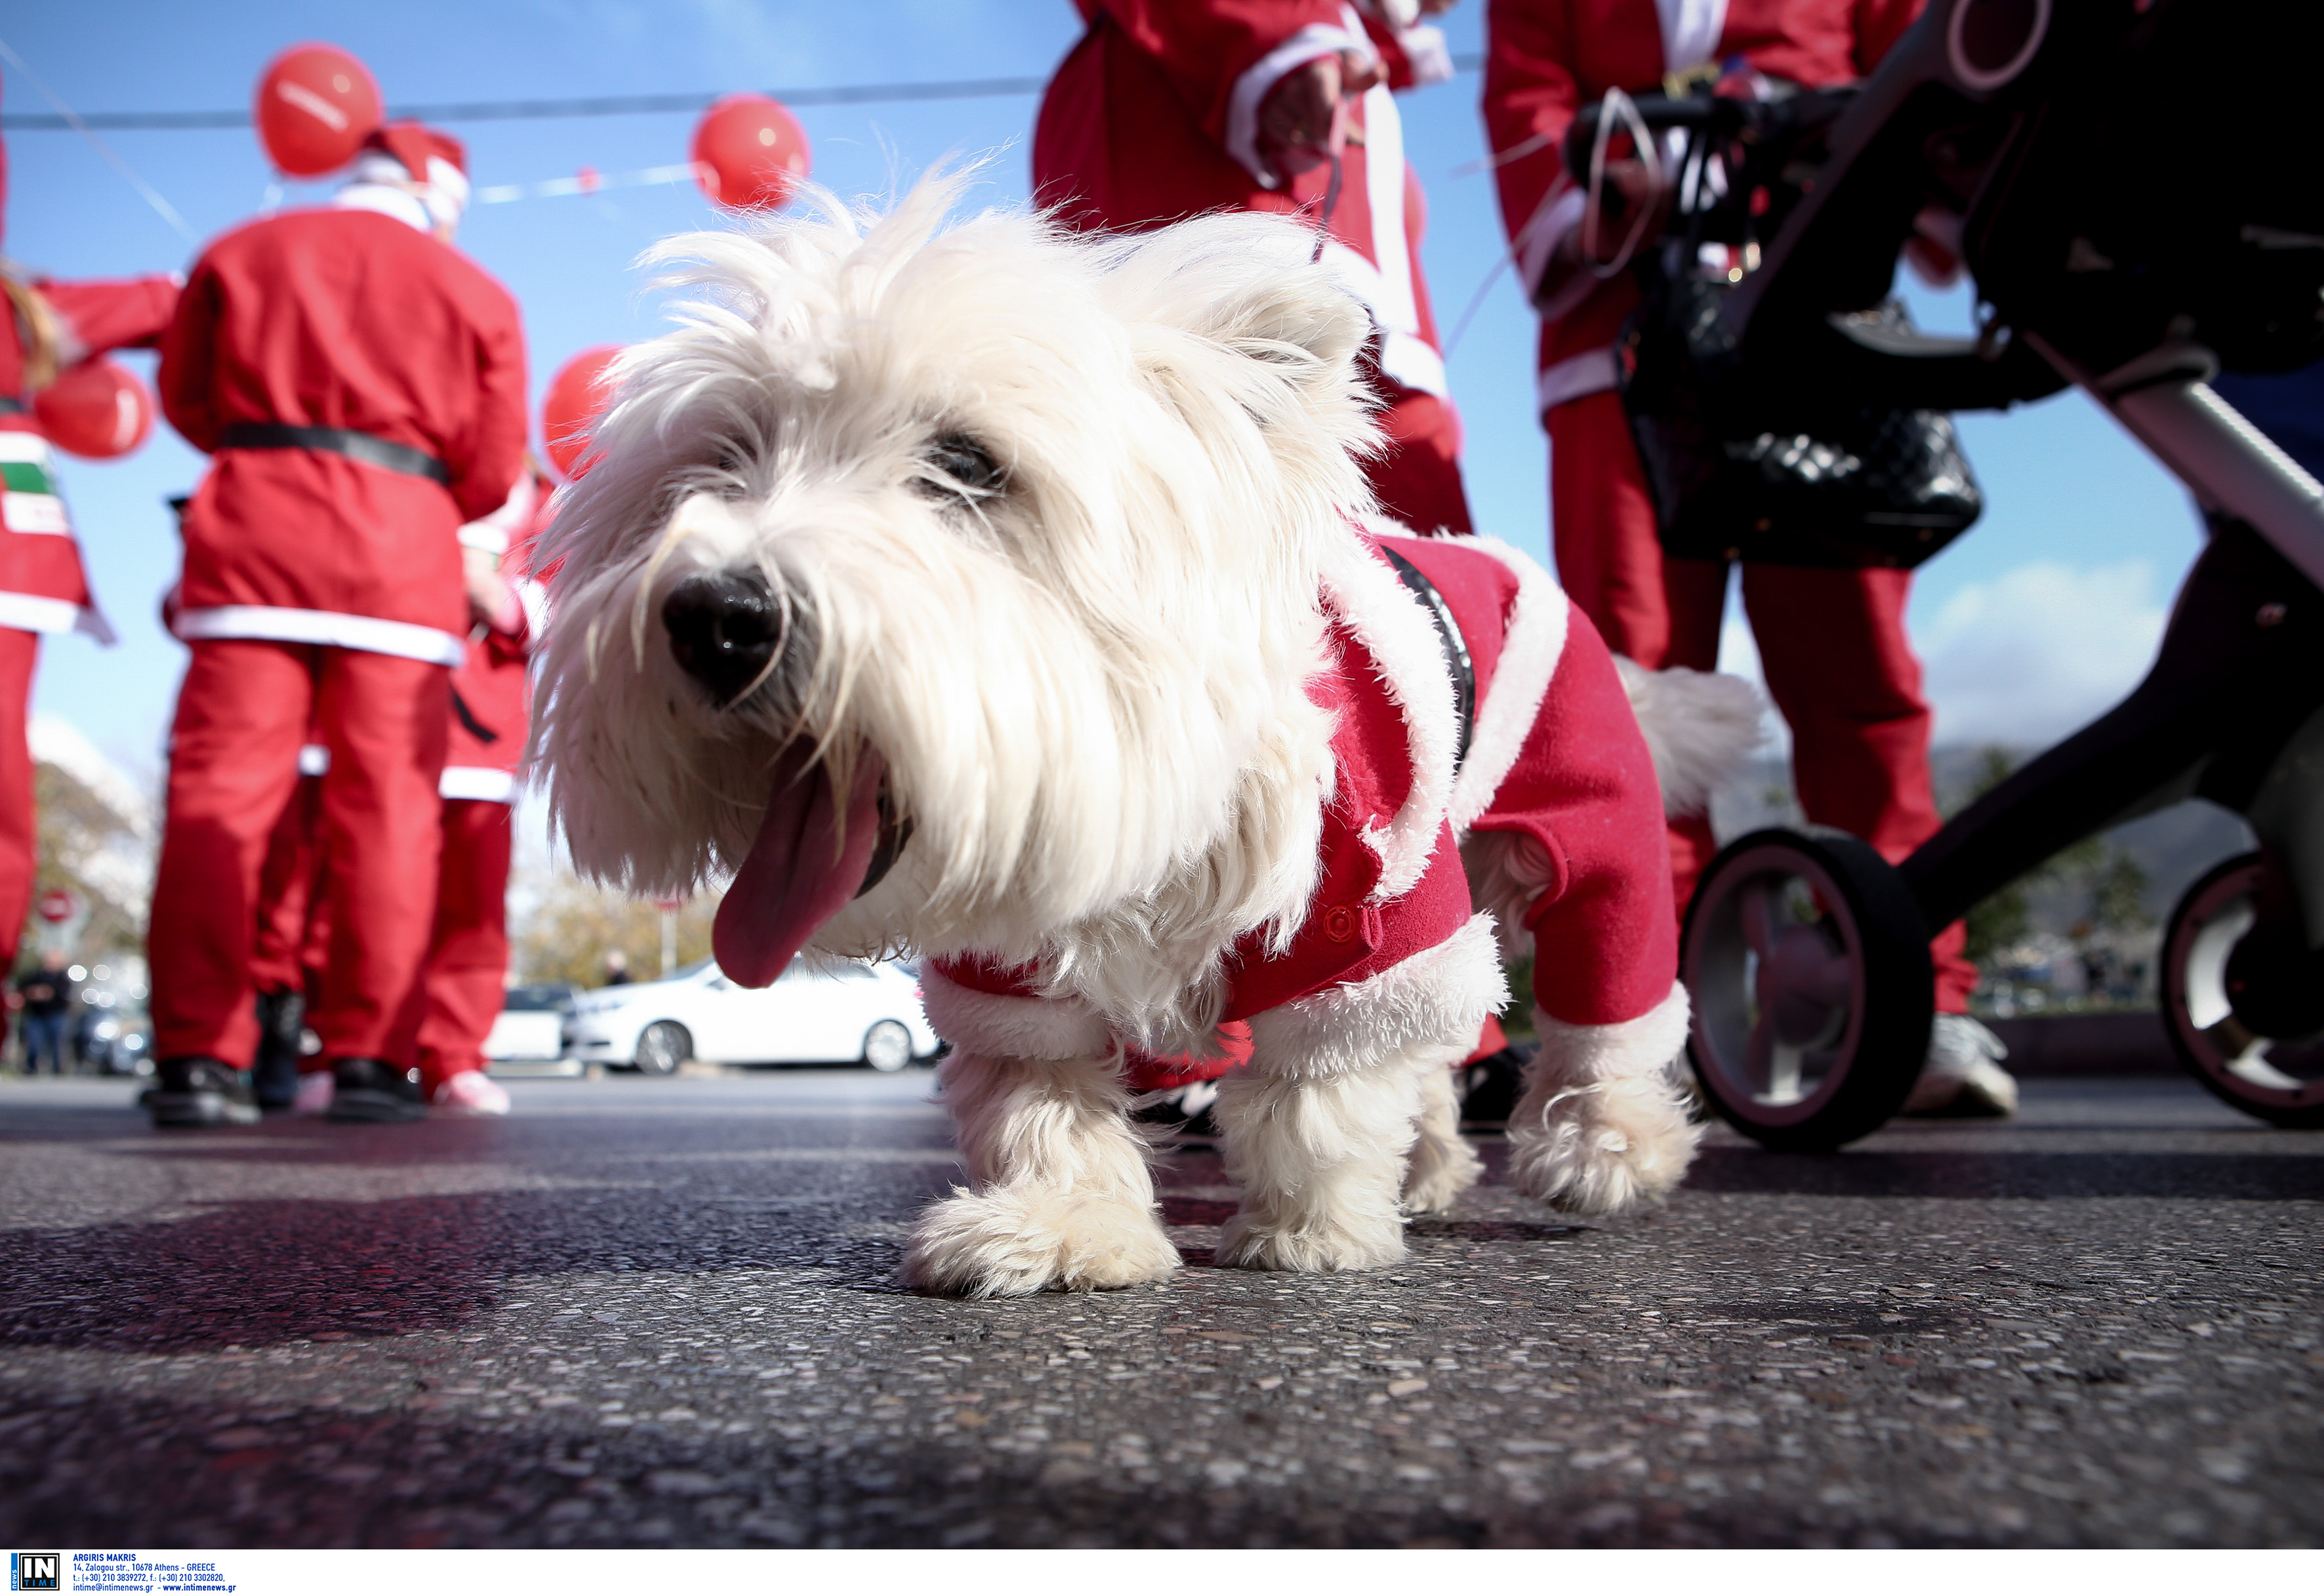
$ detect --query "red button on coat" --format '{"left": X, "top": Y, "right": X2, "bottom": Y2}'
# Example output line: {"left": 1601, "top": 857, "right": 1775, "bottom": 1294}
{"left": 1322, "top": 905, "right": 1357, "bottom": 943}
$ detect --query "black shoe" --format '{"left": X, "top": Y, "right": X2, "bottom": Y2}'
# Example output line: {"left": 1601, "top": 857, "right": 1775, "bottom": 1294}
{"left": 325, "top": 1057, "right": 427, "bottom": 1124}
{"left": 1458, "top": 1044, "right": 1534, "bottom": 1130}
{"left": 147, "top": 1056, "right": 262, "bottom": 1128}
{"left": 252, "top": 987, "right": 306, "bottom": 1111}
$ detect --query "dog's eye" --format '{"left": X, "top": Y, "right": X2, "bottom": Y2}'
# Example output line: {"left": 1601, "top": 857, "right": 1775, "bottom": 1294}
{"left": 920, "top": 432, "right": 1005, "bottom": 500}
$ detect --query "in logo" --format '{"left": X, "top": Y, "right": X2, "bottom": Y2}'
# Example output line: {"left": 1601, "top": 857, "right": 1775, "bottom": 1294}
{"left": 10, "top": 1554, "right": 60, "bottom": 1593}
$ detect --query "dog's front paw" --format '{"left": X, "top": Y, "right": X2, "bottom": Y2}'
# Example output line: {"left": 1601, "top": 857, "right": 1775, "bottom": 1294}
{"left": 900, "top": 1186, "right": 1181, "bottom": 1298}
{"left": 1214, "top": 1210, "right": 1408, "bottom": 1273}
{"left": 1506, "top": 1075, "right": 1700, "bottom": 1218}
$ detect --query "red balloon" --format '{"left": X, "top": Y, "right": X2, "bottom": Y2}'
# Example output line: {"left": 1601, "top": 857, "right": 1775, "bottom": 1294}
{"left": 690, "top": 94, "right": 811, "bottom": 211}
{"left": 255, "top": 43, "right": 383, "bottom": 178}
{"left": 35, "top": 359, "right": 155, "bottom": 460}
{"left": 542, "top": 345, "right": 623, "bottom": 481}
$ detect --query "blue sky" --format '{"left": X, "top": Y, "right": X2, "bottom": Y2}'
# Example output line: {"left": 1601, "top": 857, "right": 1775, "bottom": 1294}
{"left": 5, "top": 0, "right": 2196, "bottom": 785}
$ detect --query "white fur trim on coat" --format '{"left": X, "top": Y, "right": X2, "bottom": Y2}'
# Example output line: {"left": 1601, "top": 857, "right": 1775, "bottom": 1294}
{"left": 440, "top": 766, "right": 519, "bottom": 804}
{"left": 1655, "top": 0, "right": 1730, "bottom": 73}
{"left": 1612, "top": 654, "right": 1764, "bottom": 819}
{"left": 920, "top": 963, "right": 1113, "bottom": 1063}
{"left": 1247, "top": 912, "right": 1506, "bottom": 1080}
{"left": 1446, "top": 537, "right": 1568, "bottom": 834}
{"left": 0, "top": 590, "right": 113, "bottom": 645}
{"left": 1224, "top": 20, "right": 1372, "bottom": 189}
{"left": 1317, "top": 527, "right": 1460, "bottom": 901}
{"left": 172, "top": 605, "right": 466, "bottom": 666}
{"left": 1532, "top": 982, "right": 1692, "bottom": 1086}
{"left": 1536, "top": 346, "right": 1620, "bottom": 413}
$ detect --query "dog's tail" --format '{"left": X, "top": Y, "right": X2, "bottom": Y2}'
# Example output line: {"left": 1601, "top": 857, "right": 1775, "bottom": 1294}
{"left": 1613, "top": 657, "right": 1765, "bottom": 820}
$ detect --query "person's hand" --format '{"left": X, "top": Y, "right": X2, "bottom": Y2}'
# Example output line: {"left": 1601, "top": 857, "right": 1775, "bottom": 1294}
{"left": 1557, "top": 155, "right": 1667, "bottom": 268}
{"left": 464, "top": 544, "right": 514, "bottom": 632}
{"left": 1257, "top": 51, "right": 1381, "bottom": 177}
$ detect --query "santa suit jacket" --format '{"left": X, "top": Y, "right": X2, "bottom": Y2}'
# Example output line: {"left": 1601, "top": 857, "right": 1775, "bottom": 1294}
{"left": 929, "top": 527, "right": 1679, "bottom": 1092}
{"left": 1484, "top": 0, "right": 1922, "bottom": 415}
{"left": 157, "top": 206, "right": 527, "bottom": 667}
{"left": 0, "top": 273, "right": 181, "bottom": 642}
{"left": 1035, "top": 0, "right": 1455, "bottom": 401}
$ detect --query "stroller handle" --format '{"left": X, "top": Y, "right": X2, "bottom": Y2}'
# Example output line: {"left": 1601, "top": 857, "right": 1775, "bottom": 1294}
{"left": 1559, "top": 93, "right": 1739, "bottom": 184}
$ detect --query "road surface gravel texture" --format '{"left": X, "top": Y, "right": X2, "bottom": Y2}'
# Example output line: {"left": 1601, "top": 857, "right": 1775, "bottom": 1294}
{"left": 1, "top": 1069, "right": 2317, "bottom": 1548}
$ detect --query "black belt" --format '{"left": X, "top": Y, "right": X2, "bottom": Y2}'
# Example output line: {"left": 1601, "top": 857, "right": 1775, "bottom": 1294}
{"left": 0, "top": 397, "right": 24, "bottom": 416}
{"left": 1381, "top": 544, "right": 1476, "bottom": 777}
{"left": 218, "top": 422, "right": 451, "bottom": 487}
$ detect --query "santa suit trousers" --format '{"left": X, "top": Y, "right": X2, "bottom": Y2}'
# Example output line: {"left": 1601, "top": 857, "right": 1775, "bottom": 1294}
{"left": 150, "top": 640, "right": 448, "bottom": 1067}
{"left": 0, "top": 628, "right": 39, "bottom": 979}
{"left": 1547, "top": 390, "right": 1978, "bottom": 1013}
{"left": 249, "top": 771, "right": 325, "bottom": 996}
{"left": 415, "top": 797, "right": 514, "bottom": 1094}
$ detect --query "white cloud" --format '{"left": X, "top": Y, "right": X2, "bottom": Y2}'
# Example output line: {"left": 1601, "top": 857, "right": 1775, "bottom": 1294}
{"left": 1694, "top": 558, "right": 2167, "bottom": 760}
{"left": 1915, "top": 560, "right": 2167, "bottom": 748}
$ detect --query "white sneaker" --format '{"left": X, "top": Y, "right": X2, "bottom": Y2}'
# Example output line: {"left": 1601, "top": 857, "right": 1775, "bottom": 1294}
{"left": 291, "top": 1070, "right": 335, "bottom": 1118}
{"left": 1903, "top": 1013, "right": 2019, "bottom": 1117}
{"left": 433, "top": 1072, "right": 510, "bottom": 1116}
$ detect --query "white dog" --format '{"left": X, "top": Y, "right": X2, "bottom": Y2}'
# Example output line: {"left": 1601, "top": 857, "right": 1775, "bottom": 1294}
{"left": 533, "top": 178, "right": 1759, "bottom": 1298}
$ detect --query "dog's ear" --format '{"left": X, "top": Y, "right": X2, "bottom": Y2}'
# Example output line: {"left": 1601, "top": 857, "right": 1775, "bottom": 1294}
{"left": 1102, "top": 213, "right": 1372, "bottom": 399}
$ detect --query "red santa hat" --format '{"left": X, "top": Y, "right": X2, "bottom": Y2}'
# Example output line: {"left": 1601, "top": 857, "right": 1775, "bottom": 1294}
{"left": 352, "top": 120, "right": 471, "bottom": 230}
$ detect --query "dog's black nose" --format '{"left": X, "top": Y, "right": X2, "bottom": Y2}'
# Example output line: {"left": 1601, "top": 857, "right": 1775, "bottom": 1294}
{"left": 663, "top": 570, "right": 783, "bottom": 706}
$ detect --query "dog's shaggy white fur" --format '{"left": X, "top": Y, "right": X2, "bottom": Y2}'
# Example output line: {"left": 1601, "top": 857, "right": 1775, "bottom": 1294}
{"left": 533, "top": 176, "right": 1757, "bottom": 1297}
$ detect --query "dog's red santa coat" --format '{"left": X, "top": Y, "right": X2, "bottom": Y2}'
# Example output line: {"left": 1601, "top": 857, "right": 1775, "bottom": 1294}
{"left": 1036, "top": 1, "right": 1473, "bottom": 537}
{"left": 927, "top": 526, "right": 1681, "bottom": 1092}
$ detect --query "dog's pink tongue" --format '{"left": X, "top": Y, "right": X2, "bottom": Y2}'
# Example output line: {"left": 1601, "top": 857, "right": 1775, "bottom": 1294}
{"left": 713, "top": 746, "right": 887, "bottom": 989}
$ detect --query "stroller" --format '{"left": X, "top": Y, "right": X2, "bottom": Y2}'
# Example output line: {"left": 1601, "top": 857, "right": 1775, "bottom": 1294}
{"left": 1564, "top": 0, "right": 2324, "bottom": 1148}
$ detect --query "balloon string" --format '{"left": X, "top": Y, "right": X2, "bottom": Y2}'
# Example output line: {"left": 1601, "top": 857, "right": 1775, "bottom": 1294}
{"left": 0, "top": 35, "right": 199, "bottom": 245}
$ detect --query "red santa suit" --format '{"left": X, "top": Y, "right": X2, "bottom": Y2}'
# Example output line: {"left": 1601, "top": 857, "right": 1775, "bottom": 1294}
{"left": 0, "top": 123, "right": 180, "bottom": 977}
{"left": 149, "top": 125, "right": 527, "bottom": 1071}
{"left": 928, "top": 527, "right": 1682, "bottom": 1094}
{"left": 415, "top": 474, "right": 550, "bottom": 1096}
{"left": 1035, "top": 0, "right": 1476, "bottom": 536}
{"left": 1482, "top": 0, "right": 1975, "bottom": 1011}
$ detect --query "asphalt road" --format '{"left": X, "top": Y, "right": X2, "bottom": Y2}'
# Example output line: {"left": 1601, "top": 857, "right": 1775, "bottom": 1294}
{"left": 2, "top": 1065, "right": 2317, "bottom": 1548}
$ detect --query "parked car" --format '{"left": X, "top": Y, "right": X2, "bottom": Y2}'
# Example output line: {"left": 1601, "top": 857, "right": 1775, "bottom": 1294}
{"left": 562, "top": 956, "right": 941, "bottom": 1074}
{"left": 485, "top": 982, "right": 583, "bottom": 1078}
{"left": 78, "top": 1008, "right": 150, "bottom": 1075}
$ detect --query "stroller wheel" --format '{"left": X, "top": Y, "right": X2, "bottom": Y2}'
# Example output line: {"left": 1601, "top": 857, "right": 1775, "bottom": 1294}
{"left": 2161, "top": 853, "right": 2324, "bottom": 1129}
{"left": 1682, "top": 827, "right": 1935, "bottom": 1151}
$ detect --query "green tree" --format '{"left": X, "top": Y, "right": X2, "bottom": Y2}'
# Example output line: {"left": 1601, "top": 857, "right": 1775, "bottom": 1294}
{"left": 512, "top": 872, "right": 718, "bottom": 989}
{"left": 18, "top": 762, "right": 147, "bottom": 972}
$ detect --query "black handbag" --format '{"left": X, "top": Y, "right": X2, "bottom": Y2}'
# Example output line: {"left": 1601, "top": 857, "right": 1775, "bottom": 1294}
{"left": 1614, "top": 131, "right": 1984, "bottom": 569}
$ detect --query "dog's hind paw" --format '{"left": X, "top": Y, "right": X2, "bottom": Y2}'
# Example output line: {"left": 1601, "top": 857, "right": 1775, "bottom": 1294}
{"left": 1505, "top": 1076, "right": 1700, "bottom": 1218}
{"left": 1214, "top": 1211, "right": 1407, "bottom": 1273}
{"left": 1400, "top": 1133, "right": 1484, "bottom": 1216}
{"left": 900, "top": 1186, "right": 1181, "bottom": 1298}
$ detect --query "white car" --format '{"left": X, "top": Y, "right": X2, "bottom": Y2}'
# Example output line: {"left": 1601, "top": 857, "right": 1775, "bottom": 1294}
{"left": 485, "top": 983, "right": 584, "bottom": 1078}
{"left": 562, "top": 956, "right": 941, "bottom": 1074}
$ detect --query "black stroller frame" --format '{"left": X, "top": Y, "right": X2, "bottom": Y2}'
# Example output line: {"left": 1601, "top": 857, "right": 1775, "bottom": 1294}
{"left": 1569, "top": 0, "right": 2324, "bottom": 1146}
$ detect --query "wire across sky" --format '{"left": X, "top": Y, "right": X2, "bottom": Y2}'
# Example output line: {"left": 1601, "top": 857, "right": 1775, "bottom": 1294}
{"left": 0, "top": 56, "right": 1488, "bottom": 131}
